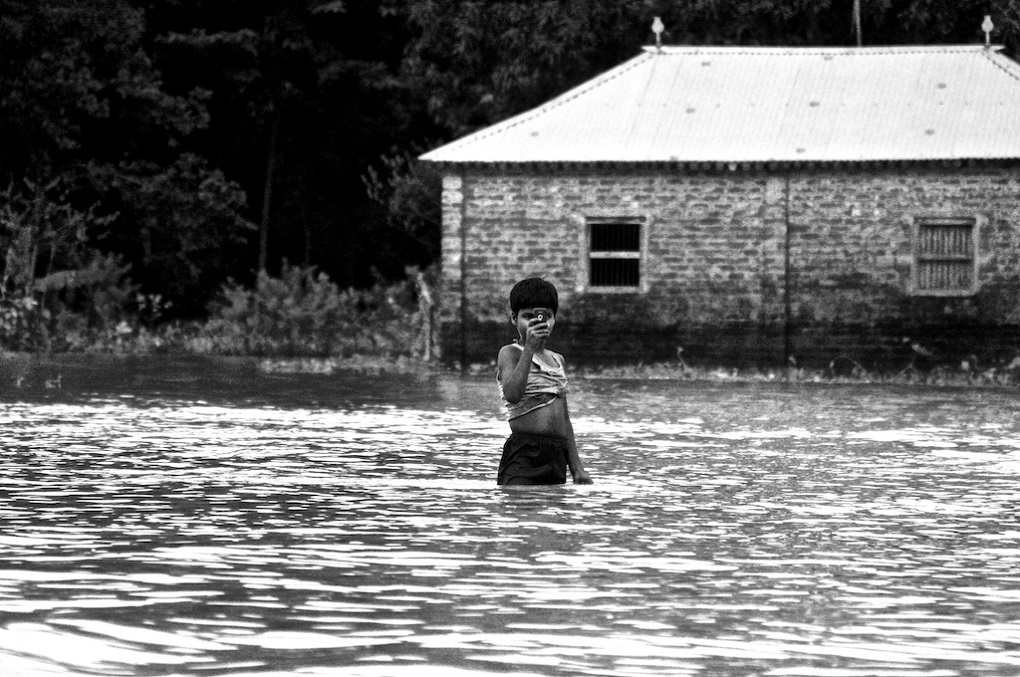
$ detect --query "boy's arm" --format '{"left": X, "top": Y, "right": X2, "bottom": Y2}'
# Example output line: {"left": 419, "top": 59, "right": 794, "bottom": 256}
{"left": 497, "top": 344, "right": 530, "bottom": 403}
{"left": 499, "top": 317, "right": 550, "bottom": 403}
{"left": 562, "top": 398, "right": 593, "bottom": 484}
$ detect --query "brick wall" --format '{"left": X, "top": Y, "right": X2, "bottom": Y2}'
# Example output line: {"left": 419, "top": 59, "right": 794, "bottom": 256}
{"left": 439, "top": 164, "right": 1020, "bottom": 368}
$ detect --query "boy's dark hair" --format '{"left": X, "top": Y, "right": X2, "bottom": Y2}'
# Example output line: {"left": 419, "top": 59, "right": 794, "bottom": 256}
{"left": 509, "top": 277, "right": 558, "bottom": 316}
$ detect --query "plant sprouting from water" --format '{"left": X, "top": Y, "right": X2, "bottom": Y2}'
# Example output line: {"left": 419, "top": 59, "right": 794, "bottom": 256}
{"left": 0, "top": 178, "right": 136, "bottom": 351}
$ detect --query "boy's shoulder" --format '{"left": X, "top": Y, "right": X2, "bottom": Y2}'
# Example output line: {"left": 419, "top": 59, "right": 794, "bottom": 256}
{"left": 497, "top": 342, "right": 523, "bottom": 362}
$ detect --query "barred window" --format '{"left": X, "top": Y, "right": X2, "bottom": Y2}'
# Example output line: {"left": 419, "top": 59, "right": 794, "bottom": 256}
{"left": 913, "top": 218, "right": 977, "bottom": 295}
{"left": 588, "top": 220, "right": 642, "bottom": 289}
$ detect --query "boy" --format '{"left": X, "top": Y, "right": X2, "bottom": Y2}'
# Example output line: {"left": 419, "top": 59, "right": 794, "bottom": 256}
{"left": 496, "top": 278, "right": 593, "bottom": 485}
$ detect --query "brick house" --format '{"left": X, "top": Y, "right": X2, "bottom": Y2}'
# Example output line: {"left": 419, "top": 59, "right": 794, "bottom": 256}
{"left": 420, "top": 45, "right": 1020, "bottom": 368}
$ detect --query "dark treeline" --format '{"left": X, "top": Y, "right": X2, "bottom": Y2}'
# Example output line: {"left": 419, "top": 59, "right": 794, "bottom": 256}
{"left": 1, "top": 0, "right": 1017, "bottom": 326}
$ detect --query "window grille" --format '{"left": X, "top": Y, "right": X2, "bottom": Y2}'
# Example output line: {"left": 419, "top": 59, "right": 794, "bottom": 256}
{"left": 589, "top": 221, "right": 642, "bottom": 288}
{"left": 914, "top": 218, "right": 976, "bottom": 294}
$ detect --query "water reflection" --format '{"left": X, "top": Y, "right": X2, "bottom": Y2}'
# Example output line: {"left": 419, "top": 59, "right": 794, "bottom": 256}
{"left": 1, "top": 359, "right": 1019, "bottom": 676}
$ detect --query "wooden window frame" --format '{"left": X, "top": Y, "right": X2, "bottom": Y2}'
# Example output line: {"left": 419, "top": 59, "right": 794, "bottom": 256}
{"left": 584, "top": 217, "right": 648, "bottom": 293}
{"left": 910, "top": 216, "right": 980, "bottom": 297}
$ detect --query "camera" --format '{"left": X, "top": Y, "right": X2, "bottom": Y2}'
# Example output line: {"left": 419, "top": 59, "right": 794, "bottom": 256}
{"left": 536, "top": 311, "right": 546, "bottom": 322}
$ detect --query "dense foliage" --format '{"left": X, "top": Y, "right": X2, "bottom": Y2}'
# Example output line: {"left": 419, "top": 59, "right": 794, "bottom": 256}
{"left": 1, "top": 0, "right": 1017, "bottom": 353}
{"left": 198, "top": 262, "right": 434, "bottom": 358}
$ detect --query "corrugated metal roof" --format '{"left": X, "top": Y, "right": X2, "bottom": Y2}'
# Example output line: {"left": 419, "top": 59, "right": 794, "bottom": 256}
{"left": 420, "top": 45, "right": 1020, "bottom": 165}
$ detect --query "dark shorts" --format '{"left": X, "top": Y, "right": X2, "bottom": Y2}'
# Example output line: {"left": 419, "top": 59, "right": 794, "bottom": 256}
{"left": 497, "top": 431, "right": 568, "bottom": 485}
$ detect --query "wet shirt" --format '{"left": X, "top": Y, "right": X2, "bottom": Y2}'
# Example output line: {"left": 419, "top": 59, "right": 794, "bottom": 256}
{"left": 497, "top": 344, "right": 568, "bottom": 420}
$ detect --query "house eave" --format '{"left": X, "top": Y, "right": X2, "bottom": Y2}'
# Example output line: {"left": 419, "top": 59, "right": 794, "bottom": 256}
{"left": 421, "top": 157, "right": 1020, "bottom": 172}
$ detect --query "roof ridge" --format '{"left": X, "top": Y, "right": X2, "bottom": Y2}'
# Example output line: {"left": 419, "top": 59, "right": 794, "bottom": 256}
{"left": 983, "top": 49, "right": 1020, "bottom": 83}
{"left": 643, "top": 44, "right": 998, "bottom": 54}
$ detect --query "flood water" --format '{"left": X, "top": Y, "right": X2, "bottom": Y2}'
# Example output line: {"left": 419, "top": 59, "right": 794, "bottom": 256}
{"left": 1, "top": 355, "right": 1018, "bottom": 677}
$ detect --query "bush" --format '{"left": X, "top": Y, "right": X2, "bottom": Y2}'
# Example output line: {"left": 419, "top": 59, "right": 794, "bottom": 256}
{"left": 197, "top": 263, "right": 434, "bottom": 358}
{"left": 0, "top": 254, "right": 138, "bottom": 353}
{"left": 0, "top": 178, "right": 141, "bottom": 352}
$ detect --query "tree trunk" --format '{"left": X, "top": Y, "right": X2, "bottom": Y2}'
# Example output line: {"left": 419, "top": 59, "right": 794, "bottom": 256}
{"left": 302, "top": 196, "right": 312, "bottom": 265}
{"left": 258, "top": 111, "right": 281, "bottom": 273}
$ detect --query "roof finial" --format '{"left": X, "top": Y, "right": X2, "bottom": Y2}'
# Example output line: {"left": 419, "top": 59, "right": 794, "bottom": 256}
{"left": 652, "top": 17, "right": 664, "bottom": 50}
{"left": 982, "top": 15, "right": 994, "bottom": 48}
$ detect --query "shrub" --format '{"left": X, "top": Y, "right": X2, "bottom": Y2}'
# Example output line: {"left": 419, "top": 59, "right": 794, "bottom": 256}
{"left": 0, "top": 178, "right": 140, "bottom": 352}
{"left": 198, "top": 263, "right": 433, "bottom": 358}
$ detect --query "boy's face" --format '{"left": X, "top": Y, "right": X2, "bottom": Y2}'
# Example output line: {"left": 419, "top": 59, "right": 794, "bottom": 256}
{"left": 513, "top": 306, "right": 555, "bottom": 340}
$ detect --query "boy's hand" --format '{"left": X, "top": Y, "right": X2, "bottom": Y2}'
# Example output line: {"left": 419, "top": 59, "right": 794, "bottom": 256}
{"left": 524, "top": 318, "right": 550, "bottom": 350}
{"left": 572, "top": 470, "right": 593, "bottom": 485}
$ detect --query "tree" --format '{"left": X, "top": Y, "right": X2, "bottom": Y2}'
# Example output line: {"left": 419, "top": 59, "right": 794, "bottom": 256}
{"left": 1001, "top": 0, "right": 1020, "bottom": 57}
{"left": 363, "top": 150, "right": 442, "bottom": 264}
{"left": 160, "top": 4, "right": 315, "bottom": 273}
{"left": 154, "top": 0, "right": 416, "bottom": 286}
{"left": 89, "top": 154, "right": 254, "bottom": 316}
{"left": 0, "top": 0, "right": 252, "bottom": 322}
{"left": 396, "top": 0, "right": 640, "bottom": 137}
